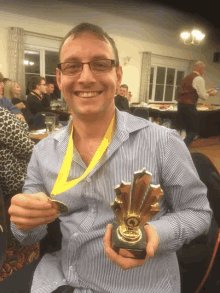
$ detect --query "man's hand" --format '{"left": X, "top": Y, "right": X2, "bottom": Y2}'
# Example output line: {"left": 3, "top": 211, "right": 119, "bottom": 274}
{"left": 207, "top": 88, "right": 214, "bottom": 93}
{"left": 9, "top": 192, "right": 59, "bottom": 231}
{"left": 15, "top": 114, "right": 26, "bottom": 121}
{"left": 16, "top": 102, "right": 26, "bottom": 109}
{"left": 103, "top": 224, "right": 159, "bottom": 270}
{"left": 209, "top": 90, "right": 217, "bottom": 96}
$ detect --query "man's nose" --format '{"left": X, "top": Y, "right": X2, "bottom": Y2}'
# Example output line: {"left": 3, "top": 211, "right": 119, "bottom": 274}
{"left": 78, "top": 64, "right": 96, "bottom": 83}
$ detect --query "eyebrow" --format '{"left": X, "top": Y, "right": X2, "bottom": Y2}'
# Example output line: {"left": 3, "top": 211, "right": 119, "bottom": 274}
{"left": 62, "top": 55, "right": 111, "bottom": 63}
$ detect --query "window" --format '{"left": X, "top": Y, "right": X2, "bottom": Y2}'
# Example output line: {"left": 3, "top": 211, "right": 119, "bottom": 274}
{"left": 148, "top": 54, "right": 189, "bottom": 103}
{"left": 24, "top": 47, "right": 60, "bottom": 99}
{"left": 149, "top": 66, "right": 186, "bottom": 102}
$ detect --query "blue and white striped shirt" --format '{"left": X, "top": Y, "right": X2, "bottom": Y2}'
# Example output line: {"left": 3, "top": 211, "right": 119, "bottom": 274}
{"left": 11, "top": 109, "right": 212, "bottom": 293}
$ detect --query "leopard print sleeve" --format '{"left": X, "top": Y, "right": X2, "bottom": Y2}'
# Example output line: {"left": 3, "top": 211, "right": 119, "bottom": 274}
{"left": 0, "top": 107, "right": 35, "bottom": 161}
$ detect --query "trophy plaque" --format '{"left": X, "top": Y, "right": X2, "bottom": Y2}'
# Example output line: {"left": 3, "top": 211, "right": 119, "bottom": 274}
{"left": 110, "top": 168, "right": 164, "bottom": 259}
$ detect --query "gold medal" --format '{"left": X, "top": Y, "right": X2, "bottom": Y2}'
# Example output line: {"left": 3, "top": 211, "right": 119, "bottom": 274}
{"left": 49, "top": 114, "right": 115, "bottom": 212}
{"left": 49, "top": 198, "right": 68, "bottom": 214}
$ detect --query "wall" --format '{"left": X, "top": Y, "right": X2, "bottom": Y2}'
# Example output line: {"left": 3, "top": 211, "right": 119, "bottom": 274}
{"left": 0, "top": 8, "right": 209, "bottom": 103}
{"left": 199, "top": 42, "right": 220, "bottom": 104}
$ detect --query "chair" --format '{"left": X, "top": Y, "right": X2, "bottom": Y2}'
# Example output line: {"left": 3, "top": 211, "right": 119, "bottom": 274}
{"left": 177, "top": 152, "right": 220, "bottom": 293}
{"left": 133, "top": 108, "right": 149, "bottom": 120}
{"left": 0, "top": 186, "right": 7, "bottom": 270}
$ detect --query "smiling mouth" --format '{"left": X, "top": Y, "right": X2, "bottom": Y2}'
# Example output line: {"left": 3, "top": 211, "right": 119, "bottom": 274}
{"left": 75, "top": 91, "right": 103, "bottom": 98}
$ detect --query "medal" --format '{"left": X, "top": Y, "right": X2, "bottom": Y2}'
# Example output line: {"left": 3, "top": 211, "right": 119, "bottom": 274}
{"left": 49, "top": 198, "right": 68, "bottom": 214}
{"left": 50, "top": 114, "right": 115, "bottom": 214}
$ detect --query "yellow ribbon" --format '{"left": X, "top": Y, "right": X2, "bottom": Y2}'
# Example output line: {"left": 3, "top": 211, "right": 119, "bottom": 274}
{"left": 51, "top": 114, "right": 115, "bottom": 196}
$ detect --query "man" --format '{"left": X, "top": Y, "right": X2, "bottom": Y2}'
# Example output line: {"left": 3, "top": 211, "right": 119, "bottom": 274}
{"left": 43, "top": 82, "right": 56, "bottom": 107}
{"left": 0, "top": 72, "right": 25, "bottom": 121}
{"left": 177, "top": 61, "right": 217, "bottom": 147}
{"left": 4, "top": 23, "right": 212, "bottom": 293}
{"left": 26, "top": 76, "right": 49, "bottom": 116}
{"left": 46, "top": 82, "right": 55, "bottom": 96}
{"left": 114, "top": 84, "right": 131, "bottom": 113}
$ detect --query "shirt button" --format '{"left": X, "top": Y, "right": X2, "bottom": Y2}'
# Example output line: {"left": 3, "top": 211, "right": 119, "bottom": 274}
{"left": 86, "top": 178, "right": 91, "bottom": 182}
{"left": 69, "top": 265, "right": 73, "bottom": 270}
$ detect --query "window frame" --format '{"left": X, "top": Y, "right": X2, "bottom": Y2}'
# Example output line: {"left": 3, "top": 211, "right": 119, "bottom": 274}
{"left": 24, "top": 44, "right": 62, "bottom": 99}
{"left": 148, "top": 55, "right": 189, "bottom": 103}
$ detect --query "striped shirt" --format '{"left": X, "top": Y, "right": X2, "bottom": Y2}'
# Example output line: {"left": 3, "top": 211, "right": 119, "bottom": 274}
{"left": 11, "top": 108, "right": 212, "bottom": 293}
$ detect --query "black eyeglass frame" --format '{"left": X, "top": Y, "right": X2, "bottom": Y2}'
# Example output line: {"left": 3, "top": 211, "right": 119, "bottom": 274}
{"left": 57, "top": 59, "right": 116, "bottom": 75}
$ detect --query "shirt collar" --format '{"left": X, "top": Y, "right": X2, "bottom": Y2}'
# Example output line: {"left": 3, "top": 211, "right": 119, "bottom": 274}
{"left": 192, "top": 71, "right": 201, "bottom": 76}
{"left": 53, "top": 108, "right": 149, "bottom": 152}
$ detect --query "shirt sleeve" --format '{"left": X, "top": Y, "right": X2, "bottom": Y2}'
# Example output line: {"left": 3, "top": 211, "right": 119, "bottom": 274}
{"left": 10, "top": 146, "right": 49, "bottom": 245}
{"left": 192, "top": 76, "right": 209, "bottom": 100}
{"left": 149, "top": 130, "right": 212, "bottom": 254}
{"left": 3, "top": 96, "right": 22, "bottom": 114}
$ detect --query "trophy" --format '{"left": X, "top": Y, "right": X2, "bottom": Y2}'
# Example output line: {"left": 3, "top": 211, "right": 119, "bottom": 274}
{"left": 110, "top": 168, "right": 164, "bottom": 259}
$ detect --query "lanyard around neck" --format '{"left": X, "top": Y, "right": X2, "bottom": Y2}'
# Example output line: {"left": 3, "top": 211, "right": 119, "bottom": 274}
{"left": 51, "top": 114, "right": 115, "bottom": 196}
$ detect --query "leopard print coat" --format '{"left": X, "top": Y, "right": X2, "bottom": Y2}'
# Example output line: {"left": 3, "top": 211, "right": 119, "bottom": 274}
{"left": 0, "top": 107, "right": 35, "bottom": 200}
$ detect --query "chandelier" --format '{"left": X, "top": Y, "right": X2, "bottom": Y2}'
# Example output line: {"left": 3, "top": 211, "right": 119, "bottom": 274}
{"left": 180, "top": 29, "right": 205, "bottom": 45}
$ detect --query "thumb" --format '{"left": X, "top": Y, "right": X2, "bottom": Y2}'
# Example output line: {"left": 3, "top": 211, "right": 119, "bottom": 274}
{"left": 144, "top": 224, "right": 159, "bottom": 258}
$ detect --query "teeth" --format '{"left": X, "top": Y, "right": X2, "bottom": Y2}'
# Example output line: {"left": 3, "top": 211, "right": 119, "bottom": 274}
{"left": 77, "top": 91, "right": 100, "bottom": 98}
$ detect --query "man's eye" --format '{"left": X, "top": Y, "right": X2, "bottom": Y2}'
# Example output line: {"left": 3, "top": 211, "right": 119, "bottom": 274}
{"left": 65, "top": 64, "right": 81, "bottom": 71}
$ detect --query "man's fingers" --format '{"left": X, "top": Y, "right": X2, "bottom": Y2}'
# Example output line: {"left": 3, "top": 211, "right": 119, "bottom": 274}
{"left": 9, "top": 192, "right": 59, "bottom": 231}
{"left": 104, "top": 224, "right": 146, "bottom": 270}
{"left": 145, "top": 225, "right": 159, "bottom": 258}
{"left": 9, "top": 204, "right": 59, "bottom": 219}
{"left": 11, "top": 214, "right": 58, "bottom": 230}
{"left": 10, "top": 193, "right": 53, "bottom": 210}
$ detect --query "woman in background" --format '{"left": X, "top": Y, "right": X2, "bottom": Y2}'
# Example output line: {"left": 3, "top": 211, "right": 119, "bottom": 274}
{"left": 4, "top": 81, "right": 33, "bottom": 124}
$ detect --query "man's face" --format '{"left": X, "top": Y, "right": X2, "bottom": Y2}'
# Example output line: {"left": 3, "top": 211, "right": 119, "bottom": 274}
{"left": 37, "top": 80, "right": 47, "bottom": 95}
{"left": 200, "top": 65, "right": 206, "bottom": 75}
{"left": 47, "top": 84, "right": 55, "bottom": 94}
{"left": 119, "top": 87, "right": 128, "bottom": 97}
{"left": 56, "top": 32, "right": 122, "bottom": 118}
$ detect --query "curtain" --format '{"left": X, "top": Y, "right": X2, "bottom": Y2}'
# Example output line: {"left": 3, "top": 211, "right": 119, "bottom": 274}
{"left": 8, "top": 27, "right": 25, "bottom": 100}
{"left": 139, "top": 52, "right": 151, "bottom": 103}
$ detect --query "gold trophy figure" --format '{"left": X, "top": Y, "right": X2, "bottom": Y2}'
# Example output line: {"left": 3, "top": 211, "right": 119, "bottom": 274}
{"left": 111, "top": 168, "right": 164, "bottom": 259}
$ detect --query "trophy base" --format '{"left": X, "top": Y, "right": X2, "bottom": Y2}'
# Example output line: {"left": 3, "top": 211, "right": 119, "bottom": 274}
{"left": 112, "top": 220, "right": 147, "bottom": 259}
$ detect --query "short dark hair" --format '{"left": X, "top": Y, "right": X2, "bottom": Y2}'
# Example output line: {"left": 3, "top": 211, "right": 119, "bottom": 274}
{"left": 46, "top": 80, "right": 54, "bottom": 86}
{"left": 3, "top": 78, "right": 10, "bottom": 84}
{"left": 28, "top": 76, "right": 45, "bottom": 92}
{"left": 0, "top": 72, "right": 4, "bottom": 82}
{"left": 59, "top": 23, "right": 119, "bottom": 67}
{"left": 120, "top": 84, "right": 128, "bottom": 91}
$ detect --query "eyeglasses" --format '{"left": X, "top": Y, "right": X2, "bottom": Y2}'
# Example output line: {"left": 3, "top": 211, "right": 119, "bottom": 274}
{"left": 57, "top": 59, "right": 116, "bottom": 76}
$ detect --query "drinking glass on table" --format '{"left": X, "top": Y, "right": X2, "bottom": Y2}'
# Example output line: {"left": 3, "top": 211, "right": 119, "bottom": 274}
{"left": 45, "top": 116, "right": 56, "bottom": 135}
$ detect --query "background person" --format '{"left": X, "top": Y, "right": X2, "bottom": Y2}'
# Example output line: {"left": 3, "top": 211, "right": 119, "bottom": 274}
{"left": 114, "top": 84, "right": 131, "bottom": 113}
{"left": 177, "top": 61, "right": 217, "bottom": 147}
{"left": 0, "top": 73, "right": 25, "bottom": 121}
{"left": 26, "top": 76, "right": 49, "bottom": 116}
{"left": 1, "top": 23, "right": 212, "bottom": 293}
{"left": 4, "top": 80, "right": 34, "bottom": 125}
{"left": 42, "top": 81, "right": 56, "bottom": 108}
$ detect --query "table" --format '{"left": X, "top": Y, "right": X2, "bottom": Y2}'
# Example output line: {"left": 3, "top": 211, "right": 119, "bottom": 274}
{"left": 29, "top": 125, "right": 63, "bottom": 143}
{"left": 130, "top": 104, "right": 220, "bottom": 138}
{"left": 29, "top": 130, "right": 48, "bottom": 143}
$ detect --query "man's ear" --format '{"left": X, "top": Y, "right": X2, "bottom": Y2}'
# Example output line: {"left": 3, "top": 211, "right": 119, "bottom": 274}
{"left": 56, "top": 68, "right": 62, "bottom": 91}
{"left": 116, "top": 65, "right": 123, "bottom": 93}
